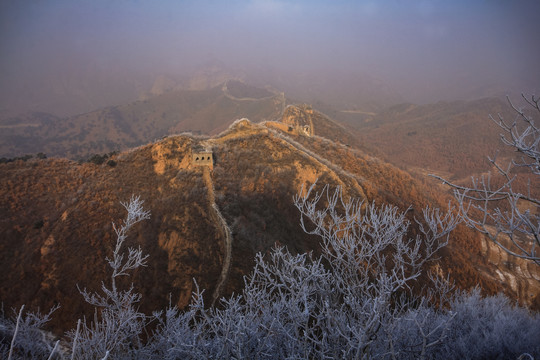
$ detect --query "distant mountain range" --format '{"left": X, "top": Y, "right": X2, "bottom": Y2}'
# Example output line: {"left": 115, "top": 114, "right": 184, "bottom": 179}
{"left": 0, "top": 80, "right": 285, "bottom": 159}
{"left": 0, "top": 60, "right": 408, "bottom": 118}
{"left": 0, "top": 79, "right": 520, "bottom": 177}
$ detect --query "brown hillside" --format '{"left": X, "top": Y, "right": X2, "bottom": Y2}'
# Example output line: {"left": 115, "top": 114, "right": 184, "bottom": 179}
{"left": 1, "top": 117, "right": 537, "bottom": 336}
{"left": 345, "top": 97, "right": 519, "bottom": 180}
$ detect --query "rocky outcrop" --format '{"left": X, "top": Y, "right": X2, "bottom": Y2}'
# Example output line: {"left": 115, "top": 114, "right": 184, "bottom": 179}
{"left": 480, "top": 236, "right": 540, "bottom": 307}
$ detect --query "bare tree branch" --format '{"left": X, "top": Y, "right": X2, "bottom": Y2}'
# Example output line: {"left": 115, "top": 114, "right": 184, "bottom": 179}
{"left": 431, "top": 93, "right": 540, "bottom": 266}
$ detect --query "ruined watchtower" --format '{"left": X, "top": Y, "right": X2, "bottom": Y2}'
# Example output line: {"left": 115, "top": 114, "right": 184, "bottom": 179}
{"left": 282, "top": 104, "right": 315, "bottom": 137}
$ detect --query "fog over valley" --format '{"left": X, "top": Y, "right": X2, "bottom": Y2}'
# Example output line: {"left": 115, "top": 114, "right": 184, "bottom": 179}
{"left": 1, "top": 0, "right": 539, "bottom": 117}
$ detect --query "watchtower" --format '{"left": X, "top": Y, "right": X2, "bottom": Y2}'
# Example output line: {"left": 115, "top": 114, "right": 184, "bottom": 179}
{"left": 192, "top": 150, "right": 213, "bottom": 169}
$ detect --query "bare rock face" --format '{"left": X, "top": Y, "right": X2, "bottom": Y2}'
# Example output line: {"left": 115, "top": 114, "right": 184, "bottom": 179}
{"left": 480, "top": 236, "right": 540, "bottom": 308}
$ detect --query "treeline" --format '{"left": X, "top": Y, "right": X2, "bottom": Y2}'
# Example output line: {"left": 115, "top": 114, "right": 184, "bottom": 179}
{"left": 81, "top": 151, "right": 118, "bottom": 167}
{"left": 0, "top": 153, "right": 47, "bottom": 163}
{"left": 0, "top": 151, "right": 119, "bottom": 167}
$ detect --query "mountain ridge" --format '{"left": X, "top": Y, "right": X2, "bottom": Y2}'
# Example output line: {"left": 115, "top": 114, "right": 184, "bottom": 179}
{"left": 2, "top": 116, "right": 538, "bottom": 335}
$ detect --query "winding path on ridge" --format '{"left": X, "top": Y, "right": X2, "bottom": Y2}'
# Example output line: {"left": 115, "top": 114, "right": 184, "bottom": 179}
{"left": 202, "top": 166, "right": 233, "bottom": 306}
{"left": 222, "top": 81, "right": 286, "bottom": 107}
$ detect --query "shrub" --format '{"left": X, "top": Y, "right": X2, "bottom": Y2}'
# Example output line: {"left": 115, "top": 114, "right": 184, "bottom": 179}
{"left": 87, "top": 154, "right": 107, "bottom": 165}
{"left": 67, "top": 195, "right": 151, "bottom": 359}
{"left": 0, "top": 305, "right": 60, "bottom": 359}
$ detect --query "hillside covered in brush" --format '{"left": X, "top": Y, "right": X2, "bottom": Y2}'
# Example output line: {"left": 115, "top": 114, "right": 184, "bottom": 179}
{"left": 331, "top": 97, "right": 519, "bottom": 180}
{"left": 2, "top": 112, "right": 538, "bottom": 335}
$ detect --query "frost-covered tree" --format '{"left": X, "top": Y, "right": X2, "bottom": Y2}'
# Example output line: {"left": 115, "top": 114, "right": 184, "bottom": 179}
{"left": 3, "top": 189, "right": 540, "bottom": 359}
{"left": 149, "top": 184, "right": 539, "bottom": 359}
{"left": 292, "top": 183, "right": 459, "bottom": 358}
{"left": 433, "top": 94, "right": 540, "bottom": 265}
{"left": 439, "top": 289, "right": 540, "bottom": 359}
{"left": 67, "top": 195, "right": 151, "bottom": 359}
{"left": 150, "top": 184, "right": 461, "bottom": 359}
{"left": 0, "top": 305, "right": 60, "bottom": 359}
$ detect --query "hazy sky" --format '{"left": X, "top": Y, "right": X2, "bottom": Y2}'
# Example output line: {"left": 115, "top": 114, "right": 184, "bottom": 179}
{"left": 1, "top": 0, "right": 539, "bottom": 114}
